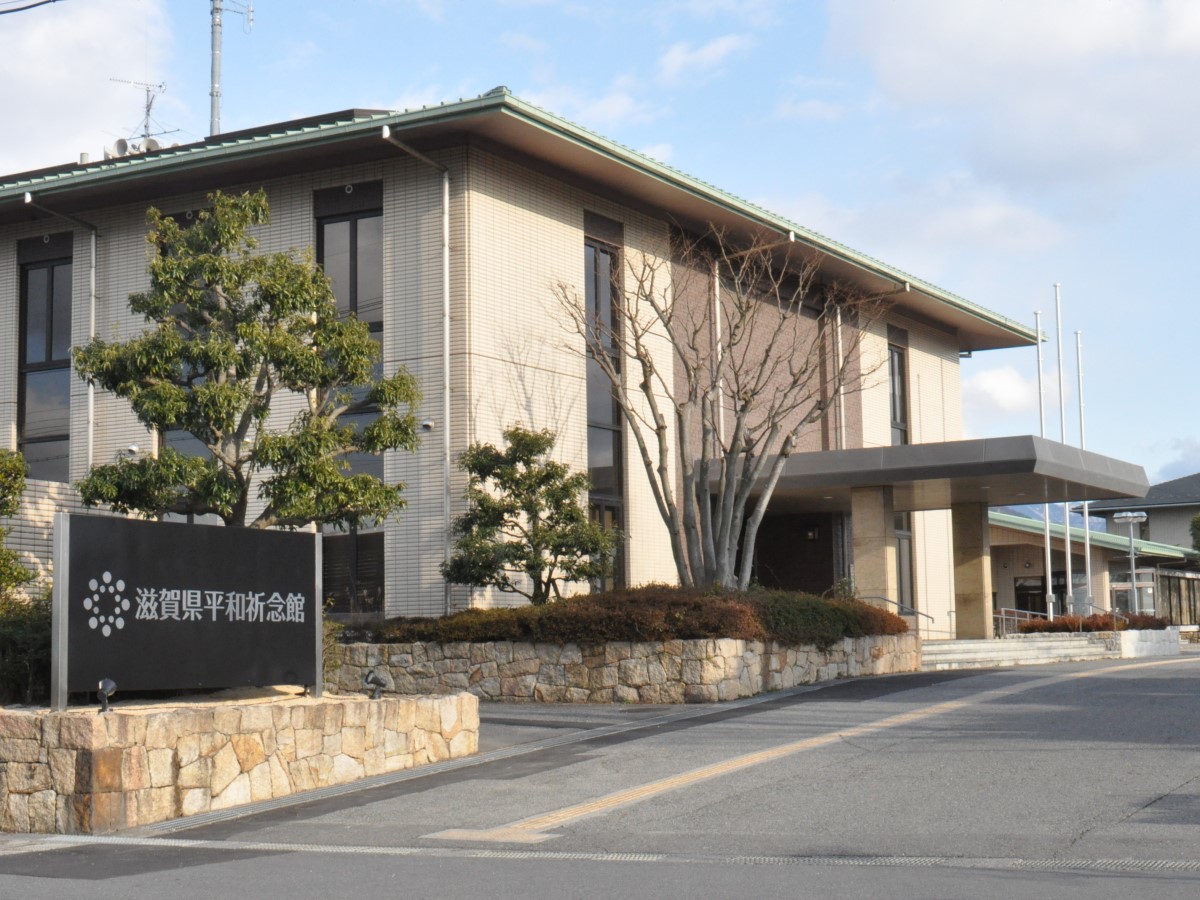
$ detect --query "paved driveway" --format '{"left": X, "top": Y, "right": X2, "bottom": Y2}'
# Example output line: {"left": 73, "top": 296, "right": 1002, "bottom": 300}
{"left": 2, "top": 653, "right": 1199, "bottom": 898}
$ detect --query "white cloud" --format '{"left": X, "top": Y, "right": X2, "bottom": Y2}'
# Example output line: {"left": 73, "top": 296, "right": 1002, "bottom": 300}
{"left": 774, "top": 174, "right": 1063, "bottom": 287}
{"left": 657, "top": 34, "right": 752, "bottom": 85}
{"left": 1152, "top": 438, "right": 1200, "bottom": 483}
{"left": 0, "top": 0, "right": 172, "bottom": 173}
{"left": 828, "top": 0, "right": 1200, "bottom": 190}
{"left": 963, "top": 365, "right": 1040, "bottom": 415}
{"left": 639, "top": 142, "right": 673, "bottom": 162}
{"left": 523, "top": 76, "right": 661, "bottom": 129}
{"left": 959, "top": 362, "right": 1073, "bottom": 441}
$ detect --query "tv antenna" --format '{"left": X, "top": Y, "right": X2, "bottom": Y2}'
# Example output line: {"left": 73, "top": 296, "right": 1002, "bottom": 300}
{"left": 210, "top": 0, "right": 254, "bottom": 138}
{"left": 109, "top": 78, "right": 169, "bottom": 141}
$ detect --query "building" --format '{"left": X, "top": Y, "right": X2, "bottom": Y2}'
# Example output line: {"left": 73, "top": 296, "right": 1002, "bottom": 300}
{"left": 1083, "top": 473, "right": 1200, "bottom": 624}
{"left": 987, "top": 510, "right": 1199, "bottom": 625}
{"left": 1087, "top": 472, "right": 1200, "bottom": 550}
{"left": 0, "top": 88, "right": 1148, "bottom": 637}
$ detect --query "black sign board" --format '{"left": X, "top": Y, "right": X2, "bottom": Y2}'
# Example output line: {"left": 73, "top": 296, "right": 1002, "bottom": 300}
{"left": 51, "top": 514, "right": 321, "bottom": 707}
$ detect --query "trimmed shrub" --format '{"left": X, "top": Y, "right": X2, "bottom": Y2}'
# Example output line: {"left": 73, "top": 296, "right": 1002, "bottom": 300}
{"left": 361, "top": 585, "right": 907, "bottom": 651}
{"left": 0, "top": 589, "right": 51, "bottom": 705}
{"left": 1017, "top": 612, "right": 1170, "bottom": 634}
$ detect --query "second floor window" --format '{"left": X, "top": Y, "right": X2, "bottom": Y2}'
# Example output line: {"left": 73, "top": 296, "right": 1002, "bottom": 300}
{"left": 889, "top": 344, "right": 909, "bottom": 446}
{"left": 317, "top": 199, "right": 384, "bottom": 480}
{"left": 318, "top": 209, "right": 383, "bottom": 330}
{"left": 19, "top": 241, "right": 73, "bottom": 482}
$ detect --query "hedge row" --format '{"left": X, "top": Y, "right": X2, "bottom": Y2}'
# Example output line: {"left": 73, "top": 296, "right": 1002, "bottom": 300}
{"left": 0, "top": 592, "right": 51, "bottom": 705}
{"left": 358, "top": 585, "right": 909, "bottom": 652}
{"left": 1017, "top": 612, "right": 1170, "bottom": 634}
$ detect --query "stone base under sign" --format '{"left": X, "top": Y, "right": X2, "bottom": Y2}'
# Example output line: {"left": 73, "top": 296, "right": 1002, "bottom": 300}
{"left": 0, "top": 692, "right": 478, "bottom": 834}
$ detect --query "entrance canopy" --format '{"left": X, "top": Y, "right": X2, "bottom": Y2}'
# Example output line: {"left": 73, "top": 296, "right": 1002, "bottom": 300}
{"left": 767, "top": 435, "right": 1148, "bottom": 514}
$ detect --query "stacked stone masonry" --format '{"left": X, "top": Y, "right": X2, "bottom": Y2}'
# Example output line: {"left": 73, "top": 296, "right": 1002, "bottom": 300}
{"left": 0, "top": 693, "right": 478, "bottom": 834}
{"left": 331, "top": 635, "right": 920, "bottom": 703}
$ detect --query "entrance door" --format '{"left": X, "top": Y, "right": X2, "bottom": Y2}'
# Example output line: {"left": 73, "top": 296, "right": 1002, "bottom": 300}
{"left": 1013, "top": 576, "right": 1046, "bottom": 614}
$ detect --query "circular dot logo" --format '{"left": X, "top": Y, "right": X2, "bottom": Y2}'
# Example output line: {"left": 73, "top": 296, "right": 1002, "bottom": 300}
{"left": 83, "top": 571, "right": 130, "bottom": 638}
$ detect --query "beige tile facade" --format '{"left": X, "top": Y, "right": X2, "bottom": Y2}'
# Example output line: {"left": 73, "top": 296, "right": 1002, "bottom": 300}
{"left": 0, "top": 133, "right": 980, "bottom": 625}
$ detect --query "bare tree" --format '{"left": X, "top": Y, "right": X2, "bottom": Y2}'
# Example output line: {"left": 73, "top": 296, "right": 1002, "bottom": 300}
{"left": 555, "top": 228, "right": 886, "bottom": 591}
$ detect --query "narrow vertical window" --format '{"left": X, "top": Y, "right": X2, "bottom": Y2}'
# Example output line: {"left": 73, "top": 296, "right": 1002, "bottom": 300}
{"left": 315, "top": 182, "right": 385, "bottom": 618}
{"left": 888, "top": 343, "right": 909, "bottom": 446}
{"left": 19, "top": 233, "right": 73, "bottom": 482}
{"left": 585, "top": 223, "right": 624, "bottom": 590}
{"left": 894, "top": 512, "right": 914, "bottom": 612}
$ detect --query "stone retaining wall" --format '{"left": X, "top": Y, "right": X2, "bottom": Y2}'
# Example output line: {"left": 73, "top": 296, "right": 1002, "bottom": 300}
{"left": 330, "top": 635, "right": 920, "bottom": 703}
{"left": 0, "top": 692, "right": 477, "bottom": 834}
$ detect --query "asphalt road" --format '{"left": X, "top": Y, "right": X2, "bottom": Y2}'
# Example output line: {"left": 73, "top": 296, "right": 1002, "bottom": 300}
{"left": 2, "top": 652, "right": 1199, "bottom": 899}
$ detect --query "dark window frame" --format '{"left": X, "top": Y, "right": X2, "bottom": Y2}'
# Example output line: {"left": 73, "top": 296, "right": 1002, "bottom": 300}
{"left": 19, "top": 255, "right": 73, "bottom": 482}
{"left": 322, "top": 527, "right": 385, "bottom": 623}
{"left": 316, "top": 195, "right": 387, "bottom": 617}
{"left": 585, "top": 235, "right": 625, "bottom": 590}
{"left": 316, "top": 207, "right": 384, "bottom": 332}
{"left": 316, "top": 204, "right": 385, "bottom": 480}
{"left": 894, "top": 511, "right": 914, "bottom": 611}
{"left": 888, "top": 343, "right": 909, "bottom": 447}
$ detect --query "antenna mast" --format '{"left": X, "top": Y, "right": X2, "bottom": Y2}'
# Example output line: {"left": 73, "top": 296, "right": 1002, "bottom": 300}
{"left": 210, "top": 0, "right": 253, "bottom": 137}
{"left": 110, "top": 79, "right": 166, "bottom": 140}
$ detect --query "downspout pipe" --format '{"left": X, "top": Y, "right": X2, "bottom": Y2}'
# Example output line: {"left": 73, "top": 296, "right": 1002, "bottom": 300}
{"left": 381, "top": 126, "right": 453, "bottom": 616}
{"left": 24, "top": 192, "right": 98, "bottom": 471}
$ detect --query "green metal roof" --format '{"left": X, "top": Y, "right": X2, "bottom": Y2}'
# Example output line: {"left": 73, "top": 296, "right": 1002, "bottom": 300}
{"left": 1, "top": 88, "right": 1034, "bottom": 346}
{"left": 989, "top": 511, "right": 1199, "bottom": 562}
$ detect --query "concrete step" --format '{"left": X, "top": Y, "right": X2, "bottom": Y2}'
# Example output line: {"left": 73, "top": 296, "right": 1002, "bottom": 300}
{"left": 921, "top": 635, "right": 1111, "bottom": 671}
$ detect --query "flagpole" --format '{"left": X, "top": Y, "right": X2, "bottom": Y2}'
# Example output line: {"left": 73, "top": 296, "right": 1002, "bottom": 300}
{"left": 1035, "top": 310, "right": 1054, "bottom": 621}
{"left": 1076, "top": 330, "right": 1093, "bottom": 610}
{"left": 1056, "top": 285, "right": 1072, "bottom": 617}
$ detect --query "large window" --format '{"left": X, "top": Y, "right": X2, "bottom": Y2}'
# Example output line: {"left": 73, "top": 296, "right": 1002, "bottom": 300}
{"left": 19, "top": 233, "right": 73, "bottom": 482}
{"left": 585, "top": 226, "right": 624, "bottom": 590}
{"left": 316, "top": 183, "right": 386, "bottom": 617}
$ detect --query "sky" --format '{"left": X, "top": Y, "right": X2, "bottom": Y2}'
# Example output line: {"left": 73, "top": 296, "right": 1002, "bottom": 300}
{"left": 2, "top": 0, "right": 1198, "bottom": 484}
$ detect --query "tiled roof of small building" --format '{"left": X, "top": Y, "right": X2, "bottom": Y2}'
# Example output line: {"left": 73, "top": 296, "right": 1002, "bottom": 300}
{"left": 1088, "top": 472, "right": 1200, "bottom": 511}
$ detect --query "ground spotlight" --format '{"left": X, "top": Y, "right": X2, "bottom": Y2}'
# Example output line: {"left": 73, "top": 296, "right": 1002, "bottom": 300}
{"left": 363, "top": 671, "right": 386, "bottom": 700}
{"left": 97, "top": 678, "right": 117, "bottom": 714}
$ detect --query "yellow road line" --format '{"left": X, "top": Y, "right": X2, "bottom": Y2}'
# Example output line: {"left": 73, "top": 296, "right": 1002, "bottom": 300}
{"left": 426, "top": 699, "right": 968, "bottom": 843}
{"left": 425, "top": 654, "right": 1200, "bottom": 844}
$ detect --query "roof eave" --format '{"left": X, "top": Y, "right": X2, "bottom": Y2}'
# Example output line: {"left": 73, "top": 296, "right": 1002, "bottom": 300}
{"left": 1, "top": 90, "right": 1033, "bottom": 350}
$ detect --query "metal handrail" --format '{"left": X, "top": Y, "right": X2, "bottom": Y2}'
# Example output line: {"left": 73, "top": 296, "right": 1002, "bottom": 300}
{"left": 1077, "top": 602, "right": 1129, "bottom": 630}
{"left": 857, "top": 595, "right": 935, "bottom": 623}
{"left": 993, "top": 607, "right": 1048, "bottom": 638}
